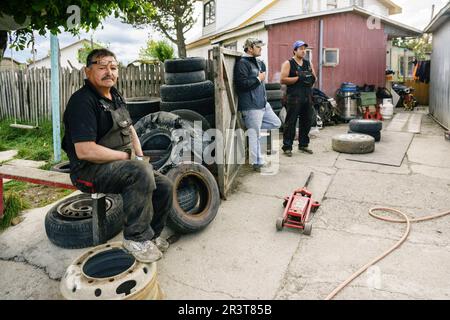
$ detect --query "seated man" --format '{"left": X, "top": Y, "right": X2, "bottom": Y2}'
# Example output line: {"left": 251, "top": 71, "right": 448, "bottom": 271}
{"left": 62, "top": 48, "right": 173, "bottom": 263}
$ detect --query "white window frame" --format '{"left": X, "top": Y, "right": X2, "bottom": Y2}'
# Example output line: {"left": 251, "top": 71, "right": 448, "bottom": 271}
{"left": 323, "top": 48, "right": 339, "bottom": 67}
{"left": 305, "top": 49, "right": 313, "bottom": 62}
{"left": 303, "top": 0, "right": 313, "bottom": 14}
{"left": 327, "top": 0, "right": 338, "bottom": 9}
{"left": 204, "top": 1, "right": 216, "bottom": 27}
{"left": 223, "top": 41, "right": 237, "bottom": 51}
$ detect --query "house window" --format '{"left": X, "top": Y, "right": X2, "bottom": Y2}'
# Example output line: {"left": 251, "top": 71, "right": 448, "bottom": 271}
{"left": 399, "top": 56, "right": 415, "bottom": 78}
{"left": 323, "top": 48, "right": 339, "bottom": 66}
{"left": 224, "top": 41, "right": 237, "bottom": 51}
{"left": 305, "top": 49, "right": 313, "bottom": 62}
{"left": 204, "top": 1, "right": 216, "bottom": 27}
{"left": 303, "top": 0, "right": 312, "bottom": 13}
{"left": 327, "top": 0, "right": 337, "bottom": 9}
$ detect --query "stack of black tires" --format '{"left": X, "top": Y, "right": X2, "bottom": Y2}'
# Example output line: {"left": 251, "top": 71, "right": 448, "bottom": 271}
{"left": 160, "top": 57, "right": 216, "bottom": 128}
{"left": 265, "top": 83, "right": 284, "bottom": 117}
{"left": 348, "top": 119, "right": 383, "bottom": 142}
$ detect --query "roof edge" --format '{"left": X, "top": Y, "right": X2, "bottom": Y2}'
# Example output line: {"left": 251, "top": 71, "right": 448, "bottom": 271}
{"left": 424, "top": 2, "right": 450, "bottom": 33}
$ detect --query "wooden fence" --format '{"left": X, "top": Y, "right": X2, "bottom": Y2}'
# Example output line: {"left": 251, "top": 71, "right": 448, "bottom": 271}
{"left": 0, "top": 63, "right": 164, "bottom": 124}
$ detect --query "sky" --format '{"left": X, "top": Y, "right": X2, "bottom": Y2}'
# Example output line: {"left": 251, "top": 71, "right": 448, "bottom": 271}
{"left": 3, "top": 0, "right": 448, "bottom": 65}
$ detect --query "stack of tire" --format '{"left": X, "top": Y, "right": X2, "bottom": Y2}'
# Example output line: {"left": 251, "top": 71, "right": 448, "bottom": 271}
{"left": 265, "top": 83, "right": 283, "bottom": 117}
{"left": 348, "top": 119, "right": 383, "bottom": 142}
{"left": 160, "top": 57, "right": 216, "bottom": 128}
{"left": 134, "top": 111, "right": 220, "bottom": 235}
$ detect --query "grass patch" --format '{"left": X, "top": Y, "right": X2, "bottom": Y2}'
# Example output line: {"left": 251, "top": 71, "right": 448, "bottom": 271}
{"left": 0, "top": 192, "right": 29, "bottom": 231}
{"left": 0, "top": 119, "right": 68, "bottom": 164}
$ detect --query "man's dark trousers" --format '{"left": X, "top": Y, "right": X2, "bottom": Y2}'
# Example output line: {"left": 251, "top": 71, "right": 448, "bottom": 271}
{"left": 282, "top": 94, "right": 313, "bottom": 151}
{"left": 72, "top": 160, "right": 173, "bottom": 242}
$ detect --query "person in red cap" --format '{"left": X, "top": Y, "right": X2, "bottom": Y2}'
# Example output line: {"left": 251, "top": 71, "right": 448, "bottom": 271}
{"left": 280, "top": 40, "right": 317, "bottom": 157}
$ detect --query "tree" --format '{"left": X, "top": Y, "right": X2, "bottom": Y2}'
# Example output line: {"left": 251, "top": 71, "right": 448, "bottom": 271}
{"left": 77, "top": 40, "right": 108, "bottom": 65}
{"left": 392, "top": 35, "right": 433, "bottom": 60}
{"left": 123, "top": 0, "right": 197, "bottom": 58}
{"left": 0, "top": 0, "right": 152, "bottom": 61}
{"left": 139, "top": 39, "right": 174, "bottom": 63}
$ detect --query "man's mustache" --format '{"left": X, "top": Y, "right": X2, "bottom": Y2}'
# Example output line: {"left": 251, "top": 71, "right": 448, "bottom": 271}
{"left": 102, "top": 76, "right": 115, "bottom": 80}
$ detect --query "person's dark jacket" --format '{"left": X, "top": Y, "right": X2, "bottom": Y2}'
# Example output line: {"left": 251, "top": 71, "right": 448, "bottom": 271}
{"left": 234, "top": 56, "right": 267, "bottom": 111}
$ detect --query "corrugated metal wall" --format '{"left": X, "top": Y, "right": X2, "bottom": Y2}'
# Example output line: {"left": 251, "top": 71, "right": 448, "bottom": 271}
{"left": 268, "top": 12, "right": 387, "bottom": 97}
{"left": 429, "top": 19, "right": 450, "bottom": 129}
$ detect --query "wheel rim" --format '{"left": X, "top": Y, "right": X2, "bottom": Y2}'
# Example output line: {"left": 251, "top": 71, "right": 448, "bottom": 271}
{"left": 57, "top": 197, "right": 113, "bottom": 220}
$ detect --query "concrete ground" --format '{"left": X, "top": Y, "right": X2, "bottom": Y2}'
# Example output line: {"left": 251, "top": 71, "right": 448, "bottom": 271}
{"left": 1, "top": 109, "right": 449, "bottom": 300}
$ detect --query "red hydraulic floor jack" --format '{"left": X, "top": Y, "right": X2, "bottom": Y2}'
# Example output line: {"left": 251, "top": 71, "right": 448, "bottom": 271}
{"left": 276, "top": 172, "right": 320, "bottom": 235}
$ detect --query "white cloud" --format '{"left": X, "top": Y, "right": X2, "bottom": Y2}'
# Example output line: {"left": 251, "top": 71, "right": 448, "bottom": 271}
{"left": 389, "top": 0, "right": 448, "bottom": 29}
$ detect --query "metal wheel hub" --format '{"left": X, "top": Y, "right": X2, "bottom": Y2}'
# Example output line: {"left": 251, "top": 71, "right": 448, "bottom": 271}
{"left": 57, "top": 197, "right": 112, "bottom": 220}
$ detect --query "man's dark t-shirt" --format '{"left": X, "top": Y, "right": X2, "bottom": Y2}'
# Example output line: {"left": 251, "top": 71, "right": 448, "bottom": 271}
{"left": 62, "top": 80, "right": 123, "bottom": 173}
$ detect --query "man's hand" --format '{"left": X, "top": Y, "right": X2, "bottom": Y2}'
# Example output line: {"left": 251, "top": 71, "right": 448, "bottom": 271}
{"left": 258, "top": 72, "right": 266, "bottom": 82}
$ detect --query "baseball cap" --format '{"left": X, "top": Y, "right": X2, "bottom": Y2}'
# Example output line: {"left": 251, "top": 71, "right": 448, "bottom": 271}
{"left": 244, "top": 38, "right": 266, "bottom": 49}
{"left": 293, "top": 40, "right": 308, "bottom": 50}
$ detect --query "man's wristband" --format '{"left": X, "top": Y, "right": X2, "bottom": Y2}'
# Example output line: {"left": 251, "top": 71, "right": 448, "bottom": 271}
{"left": 135, "top": 155, "right": 144, "bottom": 161}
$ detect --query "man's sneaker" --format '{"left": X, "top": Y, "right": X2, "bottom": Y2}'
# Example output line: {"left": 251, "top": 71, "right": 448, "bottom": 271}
{"left": 152, "top": 237, "right": 170, "bottom": 252}
{"left": 299, "top": 146, "right": 313, "bottom": 154}
{"left": 283, "top": 149, "right": 293, "bottom": 157}
{"left": 123, "top": 239, "right": 163, "bottom": 263}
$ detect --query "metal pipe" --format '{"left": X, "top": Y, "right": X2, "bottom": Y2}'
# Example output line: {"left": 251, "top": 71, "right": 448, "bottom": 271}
{"left": 319, "top": 19, "right": 324, "bottom": 90}
{"left": 50, "top": 34, "right": 61, "bottom": 163}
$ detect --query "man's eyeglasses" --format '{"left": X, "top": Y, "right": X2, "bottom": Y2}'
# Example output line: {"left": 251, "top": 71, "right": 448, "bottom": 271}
{"left": 89, "top": 60, "right": 119, "bottom": 68}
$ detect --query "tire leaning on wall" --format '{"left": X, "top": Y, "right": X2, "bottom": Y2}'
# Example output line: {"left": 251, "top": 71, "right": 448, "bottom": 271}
{"left": 165, "top": 163, "right": 220, "bottom": 234}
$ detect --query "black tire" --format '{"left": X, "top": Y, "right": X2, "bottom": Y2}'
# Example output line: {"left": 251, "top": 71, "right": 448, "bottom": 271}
{"left": 265, "top": 83, "right": 282, "bottom": 90}
{"left": 349, "top": 119, "right": 382, "bottom": 133}
{"left": 164, "top": 57, "right": 207, "bottom": 73}
{"left": 332, "top": 134, "right": 375, "bottom": 154}
{"left": 348, "top": 130, "right": 381, "bottom": 142}
{"left": 139, "top": 128, "right": 173, "bottom": 170}
{"left": 266, "top": 90, "right": 283, "bottom": 101}
{"left": 51, "top": 161, "right": 71, "bottom": 174}
{"left": 160, "top": 81, "right": 214, "bottom": 102}
{"left": 165, "top": 163, "right": 220, "bottom": 234}
{"left": 164, "top": 70, "right": 206, "bottom": 85}
{"left": 177, "top": 184, "right": 199, "bottom": 212}
{"left": 160, "top": 97, "right": 215, "bottom": 115}
{"left": 125, "top": 98, "right": 160, "bottom": 124}
{"left": 170, "top": 109, "right": 211, "bottom": 132}
{"left": 45, "top": 194, "right": 124, "bottom": 249}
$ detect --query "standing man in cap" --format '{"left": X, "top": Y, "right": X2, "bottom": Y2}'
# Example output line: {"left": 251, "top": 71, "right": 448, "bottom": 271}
{"left": 234, "top": 38, "right": 281, "bottom": 171}
{"left": 280, "top": 40, "right": 317, "bottom": 157}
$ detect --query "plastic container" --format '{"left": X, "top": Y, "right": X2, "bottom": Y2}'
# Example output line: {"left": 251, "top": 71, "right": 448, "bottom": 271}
{"left": 383, "top": 98, "right": 393, "bottom": 105}
{"left": 380, "top": 103, "right": 394, "bottom": 120}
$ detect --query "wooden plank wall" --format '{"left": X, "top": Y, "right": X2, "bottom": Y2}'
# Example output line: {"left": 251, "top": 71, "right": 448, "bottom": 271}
{"left": 405, "top": 80, "right": 429, "bottom": 106}
{"left": 0, "top": 63, "right": 164, "bottom": 123}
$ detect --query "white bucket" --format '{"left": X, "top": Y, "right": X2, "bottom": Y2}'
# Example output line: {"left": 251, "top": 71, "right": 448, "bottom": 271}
{"left": 381, "top": 103, "right": 394, "bottom": 120}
